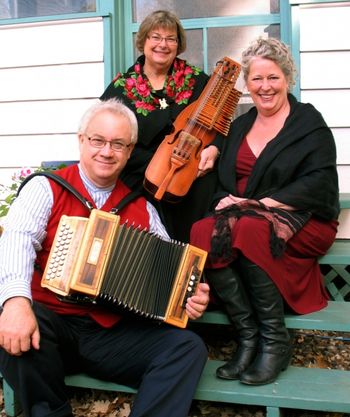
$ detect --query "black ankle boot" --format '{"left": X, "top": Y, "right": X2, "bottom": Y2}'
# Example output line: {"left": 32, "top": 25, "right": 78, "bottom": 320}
{"left": 238, "top": 257, "right": 292, "bottom": 385}
{"left": 205, "top": 266, "right": 259, "bottom": 380}
{"left": 216, "top": 342, "right": 258, "bottom": 380}
{"left": 239, "top": 342, "right": 293, "bottom": 385}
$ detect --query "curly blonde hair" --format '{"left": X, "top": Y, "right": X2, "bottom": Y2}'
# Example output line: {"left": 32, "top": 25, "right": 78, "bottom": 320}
{"left": 241, "top": 37, "right": 297, "bottom": 91}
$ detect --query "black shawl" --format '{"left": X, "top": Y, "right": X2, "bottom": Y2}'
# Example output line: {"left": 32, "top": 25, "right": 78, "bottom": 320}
{"left": 214, "top": 94, "right": 339, "bottom": 221}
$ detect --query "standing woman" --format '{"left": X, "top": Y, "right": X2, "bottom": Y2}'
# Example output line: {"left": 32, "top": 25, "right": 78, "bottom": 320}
{"left": 101, "top": 10, "right": 221, "bottom": 241}
{"left": 191, "top": 37, "right": 339, "bottom": 385}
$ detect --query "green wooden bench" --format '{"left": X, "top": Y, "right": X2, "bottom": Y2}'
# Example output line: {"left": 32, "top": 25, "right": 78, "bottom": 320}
{"left": 2, "top": 195, "right": 350, "bottom": 417}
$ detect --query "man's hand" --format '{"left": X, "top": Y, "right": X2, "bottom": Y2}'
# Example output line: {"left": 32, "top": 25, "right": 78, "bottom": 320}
{"left": 185, "top": 282, "right": 210, "bottom": 320}
{"left": 0, "top": 297, "right": 40, "bottom": 356}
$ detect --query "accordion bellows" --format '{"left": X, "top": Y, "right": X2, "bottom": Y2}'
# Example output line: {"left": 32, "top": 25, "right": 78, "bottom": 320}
{"left": 41, "top": 209, "right": 207, "bottom": 328}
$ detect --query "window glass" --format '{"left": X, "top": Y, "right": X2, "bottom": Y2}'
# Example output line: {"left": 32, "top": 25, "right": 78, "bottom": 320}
{"left": 133, "top": 0, "right": 279, "bottom": 22}
{"left": 178, "top": 29, "right": 204, "bottom": 69}
{"left": 0, "top": 0, "right": 96, "bottom": 19}
{"left": 207, "top": 24, "right": 280, "bottom": 90}
{"left": 179, "top": 25, "right": 280, "bottom": 91}
{"left": 184, "top": 25, "right": 279, "bottom": 118}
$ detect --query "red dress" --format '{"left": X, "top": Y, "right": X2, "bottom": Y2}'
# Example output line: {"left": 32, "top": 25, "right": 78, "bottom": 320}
{"left": 191, "top": 138, "right": 338, "bottom": 314}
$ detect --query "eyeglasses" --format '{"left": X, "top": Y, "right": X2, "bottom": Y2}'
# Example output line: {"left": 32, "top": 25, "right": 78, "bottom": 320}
{"left": 147, "top": 34, "right": 178, "bottom": 46}
{"left": 86, "top": 136, "right": 131, "bottom": 152}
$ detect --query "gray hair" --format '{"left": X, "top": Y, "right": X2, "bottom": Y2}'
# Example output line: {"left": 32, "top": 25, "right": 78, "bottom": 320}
{"left": 136, "top": 10, "right": 186, "bottom": 55}
{"left": 241, "top": 37, "right": 297, "bottom": 91}
{"left": 78, "top": 99, "right": 138, "bottom": 144}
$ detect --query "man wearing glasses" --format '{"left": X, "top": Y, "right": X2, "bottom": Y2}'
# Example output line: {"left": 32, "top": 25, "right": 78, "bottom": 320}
{"left": 0, "top": 99, "right": 209, "bottom": 417}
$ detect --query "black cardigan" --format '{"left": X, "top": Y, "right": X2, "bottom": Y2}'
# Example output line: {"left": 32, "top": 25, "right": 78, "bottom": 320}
{"left": 215, "top": 94, "right": 339, "bottom": 221}
{"left": 100, "top": 55, "right": 215, "bottom": 190}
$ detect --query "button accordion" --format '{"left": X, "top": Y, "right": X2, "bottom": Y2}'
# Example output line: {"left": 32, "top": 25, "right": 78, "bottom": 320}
{"left": 41, "top": 209, "right": 207, "bottom": 328}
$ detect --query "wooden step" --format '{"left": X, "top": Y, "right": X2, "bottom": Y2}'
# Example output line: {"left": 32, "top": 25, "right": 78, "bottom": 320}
{"left": 194, "top": 301, "right": 350, "bottom": 332}
{"left": 319, "top": 239, "right": 350, "bottom": 264}
{"left": 63, "top": 360, "right": 350, "bottom": 416}
{"left": 195, "top": 361, "right": 350, "bottom": 414}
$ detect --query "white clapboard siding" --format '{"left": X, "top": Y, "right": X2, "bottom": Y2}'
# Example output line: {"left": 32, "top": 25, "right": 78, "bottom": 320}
{"left": 317, "top": 129, "right": 350, "bottom": 196}
{"left": 336, "top": 211, "right": 350, "bottom": 238}
{"left": 0, "top": 18, "right": 103, "bottom": 67}
{"left": 299, "top": 5, "right": 350, "bottom": 51}
{"left": 333, "top": 128, "right": 350, "bottom": 166}
{"left": 334, "top": 164, "right": 350, "bottom": 238}
{"left": 300, "top": 91, "right": 350, "bottom": 196}
{"left": 298, "top": 4, "right": 350, "bottom": 237}
{"left": 0, "top": 99, "right": 97, "bottom": 136}
{"left": 300, "top": 90, "right": 350, "bottom": 128}
{"left": 0, "top": 63, "right": 104, "bottom": 101}
{"left": 300, "top": 51, "right": 350, "bottom": 89}
{"left": 0, "top": 18, "right": 104, "bottom": 192}
{"left": 337, "top": 166, "right": 350, "bottom": 194}
{"left": 0, "top": 134, "right": 80, "bottom": 168}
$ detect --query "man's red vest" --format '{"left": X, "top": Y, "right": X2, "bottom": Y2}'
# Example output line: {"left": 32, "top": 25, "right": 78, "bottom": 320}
{"left": 32, "top": 165, "right": 150, "bottom": 327}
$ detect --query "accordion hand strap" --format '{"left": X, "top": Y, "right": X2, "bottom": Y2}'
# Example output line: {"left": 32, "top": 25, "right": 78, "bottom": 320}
{"left": 110, "top": 189, "right": 142, "bottom": 213}
{"left": 17, "top": 171, "right": 142, "bottom": 213}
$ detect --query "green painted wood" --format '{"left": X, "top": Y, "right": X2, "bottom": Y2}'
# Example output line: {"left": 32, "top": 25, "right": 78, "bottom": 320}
{"left": 65, "top": 373, "right": 136, "bottom": 394}
{"left": 64, "top": 361, "right": 350, "bottom": 414}
{"left": 266, "top": 407, "right": 282, "bottom": 417}
{"left": 5, "top": 361, "right": 350, "bottom": 417}
{"left": 194, "top": 361, "right": 350, "bottom": 413}
{"left": 2, "top": 378, "right": 21, "bottom": 417}
{"left": 318, "top": 240, "right": 350, "bottom": 264}
{"left": 195, "top": 300, "right": 350, "bottom": 331}
{"left": 285, "top": 301, "right": 350, "bottom": 330}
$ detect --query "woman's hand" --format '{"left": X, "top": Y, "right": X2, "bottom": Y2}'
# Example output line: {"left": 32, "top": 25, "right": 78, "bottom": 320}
{"left": 215, "top": 194, "right": 247, "bottom": 211}
{"left": 260, "top": 197, "right": 296, "bottom": 211}
{"left": 0, "top": 297, "right": 40, "bottom": 356}
{"left": 185, "top": 282, "right": 210, "bottom": 320}
{"left": 197, "top": 145, "right": 220, "bottom": 177}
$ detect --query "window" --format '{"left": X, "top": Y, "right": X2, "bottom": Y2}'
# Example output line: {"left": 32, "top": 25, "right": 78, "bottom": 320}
{"left": 132, "top": 0, "right": 279, "bottom": 21}
{"left": 0, "top": 0, "right": 96, "bottom": 19}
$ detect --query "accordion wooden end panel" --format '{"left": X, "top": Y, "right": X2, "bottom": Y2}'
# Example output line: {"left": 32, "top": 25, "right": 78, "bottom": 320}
{"left": 42, "top": 209, "right": 207, "bottom": 328}
{"left": 164, "top": 245, "right": 207, "bottom": 328}
{"left": 42, "top": 210, "right": 120, "bottom": 296}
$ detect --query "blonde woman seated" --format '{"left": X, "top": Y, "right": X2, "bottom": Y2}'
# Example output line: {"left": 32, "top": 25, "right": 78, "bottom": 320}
{"left": 191, "top": 37, "right": 339, "bottom": 386}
